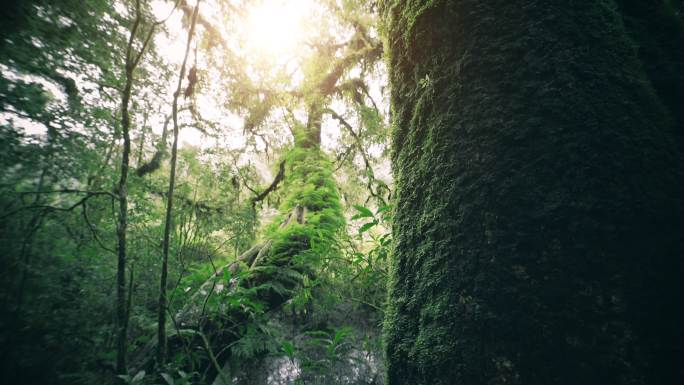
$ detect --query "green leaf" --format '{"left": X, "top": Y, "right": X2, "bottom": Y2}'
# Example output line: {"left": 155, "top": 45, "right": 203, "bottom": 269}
{"left": 131, "top": 370, "right": 145, "bottom": 384}
{"left": 161, "top": 373, "right": 175, "bottom": 385}
{"left": 359, "top": 221, "right": 377, "bottom": 234}
{"left": 376, "top": 204, "right": 392, "bottom": 214}
{"left": 282, "top": 340, "right": 295, "bottom": 358}
{"left": 332, "top": 327, "right": 352, "bottom": 345}
{"left": 177, "top": 371, "right": 191, "bottom": 385}
{"left": 352, "top": 205, "right": 373, "bottom": 219}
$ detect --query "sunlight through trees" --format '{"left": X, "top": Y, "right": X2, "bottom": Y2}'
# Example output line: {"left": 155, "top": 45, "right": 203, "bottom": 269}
{"left": 2, "top": 1, "right": 682, "bottom": 384}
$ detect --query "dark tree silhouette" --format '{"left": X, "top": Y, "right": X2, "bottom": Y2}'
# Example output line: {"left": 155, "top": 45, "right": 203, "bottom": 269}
{"left": 383, "top": 1, "right": 684, "bottom": 384}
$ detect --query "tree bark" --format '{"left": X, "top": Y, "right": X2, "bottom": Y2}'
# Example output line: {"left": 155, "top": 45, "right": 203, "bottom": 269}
{"left": 384, "top": 1, "right": 684, "bottom": 384}
{"left": 116, "top": 38, "right": 134, "bottom": 379}
{"left": 157, "top": 1, "right": 200, "bottom": 366}
{"left": 153, "top": 13, "right": 376, "bottom": 379}
{"left": 116, "top": 0, "right": 156, "bottom": 374}
{"left": 616, "top": 0, "right": 684, "bottom": 141}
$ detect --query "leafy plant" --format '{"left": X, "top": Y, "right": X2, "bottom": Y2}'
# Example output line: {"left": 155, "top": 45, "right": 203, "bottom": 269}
{"left": 117, "top": 370, "right": 145, "bottom": 385}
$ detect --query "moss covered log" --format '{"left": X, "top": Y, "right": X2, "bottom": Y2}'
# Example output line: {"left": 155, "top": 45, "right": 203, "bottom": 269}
{"left": 383, "top": 1, "right": 684, "bottom": 384}
{"left": 168, "top": 146, "right": 345, "bottom": 380}
{"left": 249, "top": 146, "right": 345, "bottom": 305}
{"left": 179, "top": 146, "right": 344, "bottom": 319}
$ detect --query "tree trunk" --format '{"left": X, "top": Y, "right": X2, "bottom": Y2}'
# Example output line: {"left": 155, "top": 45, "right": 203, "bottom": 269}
{"left": 116, "top": 0, "right": 156, "bottom": 373}
{"left": 616, "top": 0, "right": 684, "bottom": 140}
{"left": 157, "top": 1, "right": 200, "bottom": 366}
{"left": 383, "top": 1, "right": 684, "bottom": 384}
{"left": 154, "top": 16, "right": 376, "bottom": 379}
{"left": 116, "top": 55, "right": 133, "bottom": 377}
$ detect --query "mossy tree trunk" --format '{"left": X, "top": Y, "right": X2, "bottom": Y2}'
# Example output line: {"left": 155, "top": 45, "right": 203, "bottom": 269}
{"left": 616, "top": 0, "right": 684, "bottom": 140}
{"left": 384, "top": 1, "right": 684, "bottom": 384}
{"left": 157, "top": 1, "right": 199, "bottom": 366}
{"left": 116, "top": 0, "right": 157, "bottom": 373}
{"left": 171, "top": 57, "right": 350, "bottom": 384}
{"left": 167, "top": 127, "right": 345, "bottom": 382}
{"left": 158, "top": 14, "right": 381, "bottom": 380}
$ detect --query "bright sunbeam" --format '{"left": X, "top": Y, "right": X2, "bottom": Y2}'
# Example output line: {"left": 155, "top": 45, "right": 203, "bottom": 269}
{"left": 244, "top": 0, "right": 313, "bottom": 56}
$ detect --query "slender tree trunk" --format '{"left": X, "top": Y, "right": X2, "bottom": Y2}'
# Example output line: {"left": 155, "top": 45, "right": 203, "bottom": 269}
{"left": 383, "top": 1, "right": 684, "bottom": 384}
{"left": 116, "top": 0, "right": 156, "bottom": 373}
{"left": 15, "top": 162, "right": 50, "bottom": 313}
{"left": 136, "top": 110, "right": 147, "bottom": 167}
{"left": 157, "top": 1, "right": 200, "bottom": 366}
{"left": 116, "top": 59, "right": 134, "bottom": 376}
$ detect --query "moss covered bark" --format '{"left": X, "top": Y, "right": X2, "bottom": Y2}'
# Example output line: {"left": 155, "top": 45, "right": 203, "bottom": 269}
{"left": 383, "top": 1, "right": 684, "bottom": 384}
{"left": 616, "top": 0, "right": 684, "bottom": 141}
{"left": 179, "top": 146, "right": 344, "bottom": 319}
{"left": 249, "top": 146, "right": 345, "bottom": 306}
{"left": 169, "top": 144, "right": 345, "bottom": 381}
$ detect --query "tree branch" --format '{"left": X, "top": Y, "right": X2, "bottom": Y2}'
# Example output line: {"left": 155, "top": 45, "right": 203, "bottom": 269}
{"left": 1, "top": 191, "right": 116, "bottom": 219}
{"left": 250, "top": 160, "right": 285, "bottom": 208}
{"left": 325, "top": 108, "right": 389, "bottom": 205}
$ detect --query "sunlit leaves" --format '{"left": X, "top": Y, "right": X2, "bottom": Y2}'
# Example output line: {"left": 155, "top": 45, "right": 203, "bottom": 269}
{"left": 351, "top": 204, "right": 373, "bottom": 219}
{"left": 358, "top": 220, "right": 377, "bottom": 234}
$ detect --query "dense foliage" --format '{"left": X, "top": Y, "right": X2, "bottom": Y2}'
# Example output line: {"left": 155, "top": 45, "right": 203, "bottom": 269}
{"left": 1, "top": 0, "right": 390, "bottom": 384}
{"left": 6, "top": 1, "right": 681, "bottom": 385}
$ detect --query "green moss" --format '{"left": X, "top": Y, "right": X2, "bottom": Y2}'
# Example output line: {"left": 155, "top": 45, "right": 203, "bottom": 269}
{"left": 383, "top": 1, "right": 684, "bottom": 384}
{"left": 616, "top": 0, "right": 684, "bottom": 139}
{"left": 256, "top": 146, "right": 345, "bottom": 293}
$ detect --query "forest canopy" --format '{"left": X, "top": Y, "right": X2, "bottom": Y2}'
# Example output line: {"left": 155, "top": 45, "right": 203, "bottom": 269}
{"left": 1, "top": 0, "right": 390, "bottom": 384}
{"left": 3, "top": 1, "right": 684, "bottom": 385}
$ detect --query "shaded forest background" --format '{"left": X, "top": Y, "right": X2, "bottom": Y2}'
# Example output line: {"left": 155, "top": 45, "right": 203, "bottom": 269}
{"left": 3, "top": 0, "right": 684, "bottom": 385}
{"left": 1, "top": 0, "right": 391, "bottom": 384}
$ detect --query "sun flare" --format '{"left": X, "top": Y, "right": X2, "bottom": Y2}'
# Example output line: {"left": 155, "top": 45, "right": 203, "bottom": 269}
{"left": 244, "top": 0, "right": 313, "bottom": 56}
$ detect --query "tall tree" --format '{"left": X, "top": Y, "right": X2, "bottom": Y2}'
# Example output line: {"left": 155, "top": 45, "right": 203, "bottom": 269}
{"left": 165, "top": 1, "right": 384, "bottom": 379}
{"left": 116, "top": 0, "right": 159, "bottom": 374}
{"left": 157, "top": 0, "right": 200, "bottom": 366}
{"left": 383, "top": 1, "right": 684, "bottom": 384}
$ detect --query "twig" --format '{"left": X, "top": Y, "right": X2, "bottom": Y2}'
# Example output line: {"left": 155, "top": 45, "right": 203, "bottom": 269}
{"left": 250, "top": 160, "right": 285, "bottom": 208}
{"left": 1, "top": 191, "right": 115, "bottom": 219}
{"left": 82, "top": 202, "right": 116, "bottom": 253}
